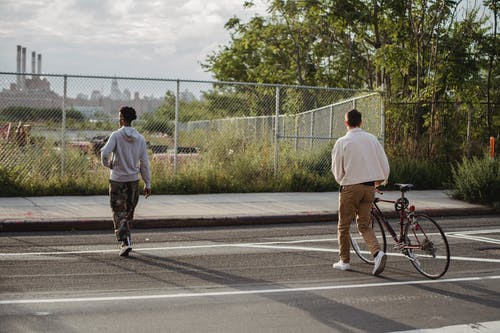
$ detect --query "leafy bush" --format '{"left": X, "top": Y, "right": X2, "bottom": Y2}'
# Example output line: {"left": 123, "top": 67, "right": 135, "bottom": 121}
{"left": 450, "top": 156, "right": 500, "bottom": 207}
{"left": 388, "top": 158, "right": 451, "bottom": 190}
{"left": 0, "top": 166, "right": 24, "bottom": 196}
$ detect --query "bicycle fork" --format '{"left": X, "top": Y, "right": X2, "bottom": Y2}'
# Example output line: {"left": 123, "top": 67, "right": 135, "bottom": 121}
{"left": 402, "top": 213, "right": 437, "bottom": 263}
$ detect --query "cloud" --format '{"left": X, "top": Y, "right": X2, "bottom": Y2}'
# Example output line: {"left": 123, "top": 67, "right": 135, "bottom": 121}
{"left": 0, "top": 0, "right": 267, "bottom": 79}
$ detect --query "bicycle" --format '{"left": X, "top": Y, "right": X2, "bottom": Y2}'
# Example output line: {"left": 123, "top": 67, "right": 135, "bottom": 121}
{"left": 349, "top": 183, "right": 450, "bottom": 279}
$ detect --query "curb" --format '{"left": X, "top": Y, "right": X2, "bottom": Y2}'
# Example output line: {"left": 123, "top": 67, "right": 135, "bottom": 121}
{"left": 0, "top": 213, "right": 336, "bottom": 232}
{"left": 0, "top": 206, "right": 497, "bottom": 232}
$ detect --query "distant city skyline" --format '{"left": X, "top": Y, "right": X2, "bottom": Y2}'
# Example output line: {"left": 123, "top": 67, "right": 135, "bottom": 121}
{"left": 0, "top": 0, "right": 267, "bottom": 80}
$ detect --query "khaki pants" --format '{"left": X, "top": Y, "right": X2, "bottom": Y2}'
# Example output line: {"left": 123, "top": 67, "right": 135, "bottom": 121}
{"left": 338, "top": 184, "right": 380, "bottom": 263}
{"left": 109, "top": 180, "right": 139, "bottom": 242}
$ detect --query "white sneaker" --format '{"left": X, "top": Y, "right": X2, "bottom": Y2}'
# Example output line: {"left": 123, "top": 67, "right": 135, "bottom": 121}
{"left": 119, "top": 238, "right": 132, "bottom": 257}
{"left": 333, "top": 261, "right": 351, "bottom": 271}
{"left": 119, "top": 243, "right": 132, "bottom": 257}
{"left": 372, "top": 251, "right": 387, "bottom": 276}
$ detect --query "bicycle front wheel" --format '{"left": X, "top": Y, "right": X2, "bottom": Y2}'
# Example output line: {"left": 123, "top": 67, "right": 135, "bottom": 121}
{"left": 404, "top": 214, "right": 450, "bottom": 279}
{"left": 350, "top": 212, "right": 386, "bottom": 264}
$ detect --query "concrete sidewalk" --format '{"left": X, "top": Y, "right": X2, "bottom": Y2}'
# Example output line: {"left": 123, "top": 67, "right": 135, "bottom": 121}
{"left": 0, "top": 191, "right": 496, "bottom": 232}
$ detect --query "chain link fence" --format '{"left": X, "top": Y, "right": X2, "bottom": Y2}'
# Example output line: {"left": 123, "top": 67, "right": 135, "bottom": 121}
{"left": 0, "top": 72, "right": 382, "bottom": 194}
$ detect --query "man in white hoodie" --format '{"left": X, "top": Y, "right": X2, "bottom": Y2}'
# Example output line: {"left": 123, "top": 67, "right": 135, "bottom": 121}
{"left": 331, "top": 109, "right": 390, "bottom": 276}
{"left": 101, "top": 106, "right": 151, "bottom": 257}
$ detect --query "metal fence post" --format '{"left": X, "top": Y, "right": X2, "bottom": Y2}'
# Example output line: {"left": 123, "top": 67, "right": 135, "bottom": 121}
{"left": 274, "top": 86, "right": 280, "bottom": 178}
{"left": 309, "top": 112, "right": 314, "bottom": 149}
{"left": 294, "top": 115, "right": 299, "bottom": 151}
{"left": 173, "top": 79, "right": 180, "bottom": 175}
{"left": 61, "top": 75, "right": 67, "bottom": 177}
{"left": 329, "top": 105, "right": 333, "bottom": 141}
{"left": 380, "top": 92, "right": 385, "bottom": 148}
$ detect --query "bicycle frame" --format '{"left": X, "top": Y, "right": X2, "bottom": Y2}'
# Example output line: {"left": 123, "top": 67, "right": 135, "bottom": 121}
{"left": 372, "top": 192, "right": 437, "bottom": 252}
{"left": 371, "top": 194, "right": 412, "bottom": 249}
{"left": 350, "top": 184, "right": 451, "bottom": 279}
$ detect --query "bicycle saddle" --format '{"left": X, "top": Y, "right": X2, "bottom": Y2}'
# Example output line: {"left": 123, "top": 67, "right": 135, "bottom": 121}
{"left": 395, "top": 183, "right": 414, "bottom": 192}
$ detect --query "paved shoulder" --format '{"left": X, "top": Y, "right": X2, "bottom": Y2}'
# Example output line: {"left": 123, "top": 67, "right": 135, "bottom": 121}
{"left": 0, "top": 191, "right": 495, "bottom": 232}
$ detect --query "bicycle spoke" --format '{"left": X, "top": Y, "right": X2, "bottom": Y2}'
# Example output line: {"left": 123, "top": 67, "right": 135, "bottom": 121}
{"left": 404, "top": 214, "right": 450, "bottom": 279}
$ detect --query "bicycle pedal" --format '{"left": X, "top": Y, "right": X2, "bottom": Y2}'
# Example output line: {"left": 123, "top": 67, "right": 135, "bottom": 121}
{"left": 393, "top": 243, "right": 405, "bottom": 251}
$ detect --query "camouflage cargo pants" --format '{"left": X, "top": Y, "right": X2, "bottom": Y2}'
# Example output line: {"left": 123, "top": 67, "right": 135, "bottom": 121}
{"left": 109, "top": 180, "right": 139, "bottom": 242}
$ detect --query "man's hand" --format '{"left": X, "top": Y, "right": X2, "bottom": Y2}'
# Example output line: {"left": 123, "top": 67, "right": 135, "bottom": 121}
{"left": 144, "top": 187, "right": 151, "bottom": 198}
{"left": 374, "top": 182, "right": 385, "bottom": 195}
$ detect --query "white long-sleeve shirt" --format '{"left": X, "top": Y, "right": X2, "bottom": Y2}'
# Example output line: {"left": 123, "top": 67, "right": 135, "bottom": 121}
{"left": 101, "top": 126, "right": 151, "bottom": 188}
{"left": 331, "top": 127, "right": 390, "bottom": 186}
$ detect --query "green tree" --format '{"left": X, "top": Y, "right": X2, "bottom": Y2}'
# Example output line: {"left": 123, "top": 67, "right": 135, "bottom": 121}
{"left": 203, "top": 0, "right": 498, "bottom": 160}
{"left": 484, "top": 0, "right": 499, "bottom": 137}
{"left": 0, "top": 107, "right": 84, "bottom": 122}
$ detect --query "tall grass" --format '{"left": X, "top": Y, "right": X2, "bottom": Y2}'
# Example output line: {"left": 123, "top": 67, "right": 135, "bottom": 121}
{"left": 0, "top": 141, "right": 109, "bottom": 196}
{"left": 0, "top": 128, "right": 471, "bottom": 196}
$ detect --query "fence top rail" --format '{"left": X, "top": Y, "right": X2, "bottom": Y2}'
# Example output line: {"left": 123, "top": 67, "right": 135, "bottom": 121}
{"left": 179, "top": 92, "right": 381, "bottom": 123}
{"left": 297, "top": 92, "right": 381, "bottom": 115}
{"left": 183, "top": 114, "right": 279, "bottom": 123}
{"left": 0, "top": 71, "right": 371, "bottom": 92}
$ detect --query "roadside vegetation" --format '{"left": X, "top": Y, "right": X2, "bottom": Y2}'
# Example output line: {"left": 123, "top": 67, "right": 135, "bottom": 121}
{"left": 450, "top": 156, "right": 500, "bottom": 207}
{"left": 1, "top": 132, "right": 498, "bottom": 206}
{"left": 0, "top": 1, "right": 498, "bottom": 206}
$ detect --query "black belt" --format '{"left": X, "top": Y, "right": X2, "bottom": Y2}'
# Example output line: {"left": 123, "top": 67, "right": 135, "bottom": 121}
{"left": 340, "top": 181, "right": 375, "bottom": 192}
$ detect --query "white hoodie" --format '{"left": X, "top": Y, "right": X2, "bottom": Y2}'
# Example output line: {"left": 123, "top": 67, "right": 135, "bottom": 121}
{"left": 101, "top": 126, "right": 151, "bottom": 188}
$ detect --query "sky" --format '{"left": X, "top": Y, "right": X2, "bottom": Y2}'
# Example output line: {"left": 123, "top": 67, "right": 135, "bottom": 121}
{"left": 0, "top": 0, "right": 268, "bottom": 81}
{"left": 0, "top": 0, "right": 493, "bottom": 83}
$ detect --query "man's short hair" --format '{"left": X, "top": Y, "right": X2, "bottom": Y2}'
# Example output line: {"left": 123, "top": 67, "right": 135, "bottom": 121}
{"left": 346, "top": 109, "right": 362, "bottom": 127}
{"left": 119, "top": 106, "right": 137, "bottom": 123}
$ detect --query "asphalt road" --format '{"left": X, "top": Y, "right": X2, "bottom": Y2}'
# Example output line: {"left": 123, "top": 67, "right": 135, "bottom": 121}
{"left": 1, "top": 215, "right": 500, "bottom": 333}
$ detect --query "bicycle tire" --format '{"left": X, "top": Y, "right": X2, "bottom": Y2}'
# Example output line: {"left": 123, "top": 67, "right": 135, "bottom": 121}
{"left": 350, "top": 212, "right": 387, "bottom": 264}
{"left": 404, "top": 214, "right": 450, "bottom": 279}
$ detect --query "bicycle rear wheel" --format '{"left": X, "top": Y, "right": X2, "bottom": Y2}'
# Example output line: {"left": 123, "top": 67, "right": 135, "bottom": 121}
{"left": 404, "top": 214, "right": 450, "bottom": 279}
{"left": 350, "top": 213, "right": 386, "bottom": 264}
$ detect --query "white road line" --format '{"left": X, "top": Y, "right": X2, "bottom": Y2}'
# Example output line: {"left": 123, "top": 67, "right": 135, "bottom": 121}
{"left": 2, "top": 228, "right": 498, "bottom": 256}
{"left": 0, "top": 239, "right": 336, "bottom": 257}
{"left": 447, "top": 233, "right": 500, "bottom": 245}
{"left": 239, "top": 243, "right": 338, "bottom": 253}
{"left": 1, "top": 274, "right": 499, "bottom": 305}
{"left": 447, "top": 228, "right": 500, "bottom": 235}
{"left": 390, "top": 320, "right": 500, "bottom": 333}
{"left": 2, "top": 228, "right": 499, "bottom": 258}
{"left": 241, "top": 243, "right": 500, "bottom": 263}
{"left": 1, "top": 238, "right": 500, "bottom": 263}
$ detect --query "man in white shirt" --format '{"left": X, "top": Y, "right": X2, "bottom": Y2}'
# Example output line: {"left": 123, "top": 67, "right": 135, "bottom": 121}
{"left": 331, "top": 109, "right": 390, "bottom": 276}
{"left": 101, "top": 106, "right": 152, "bottom": 257}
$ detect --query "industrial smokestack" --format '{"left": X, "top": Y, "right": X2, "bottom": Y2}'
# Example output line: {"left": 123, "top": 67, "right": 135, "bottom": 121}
{"left": 37, "top": 54, "right": 42, "bottom": 74}
{"left": 21, "top": 47, "right": 26, "bottom": 89}
{"left": 21, "top": 47, "right": 26, "bottom": 74}
{"left": 16, "top": 45, "right": 21, "bottom": 88}
{"left": 16, "top": 45, "right": 21, "bottom": 73}
{"left": 31, "top": 51, "right": 36, "bottom": 75}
